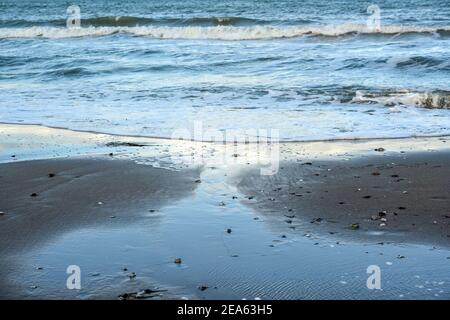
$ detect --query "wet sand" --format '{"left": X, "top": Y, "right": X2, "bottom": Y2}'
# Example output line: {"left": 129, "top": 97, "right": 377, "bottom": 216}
{"left": 0, "top": 124, "right": 449, "bottom": 299}
{"left": 237, "top": 152, "right": 450, "bottom": 247}
{"left": 0, "top": 158, "right": 199, "bottom": 298}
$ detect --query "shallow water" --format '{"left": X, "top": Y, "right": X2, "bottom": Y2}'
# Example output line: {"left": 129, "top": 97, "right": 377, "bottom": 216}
{"left": 1, "top": 0, "right": 450, "bottom": 140}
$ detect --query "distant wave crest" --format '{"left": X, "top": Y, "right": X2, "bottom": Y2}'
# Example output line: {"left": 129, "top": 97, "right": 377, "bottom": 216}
{"left": 1, "top": 23, "right": 449, "bottom": 40}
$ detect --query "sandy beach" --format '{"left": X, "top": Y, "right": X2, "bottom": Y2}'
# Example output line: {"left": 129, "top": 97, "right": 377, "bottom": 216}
{"left": 0, "top": 123, "right": 449, "bottom": 299}
{"left": 237, "top": 151, "right": 450, "bottom": 246}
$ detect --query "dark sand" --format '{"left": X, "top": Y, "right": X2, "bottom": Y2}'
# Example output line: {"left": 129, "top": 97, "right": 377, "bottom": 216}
{"left": 0, "top": 158, "right": 200, "bottom": 298}
{"left": 237, "top": 151, "right": 450, "bottom": 247}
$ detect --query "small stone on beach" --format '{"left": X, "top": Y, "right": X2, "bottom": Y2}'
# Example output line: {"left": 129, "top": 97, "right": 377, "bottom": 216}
{"left": 350, "top": 223, "right": 360, "bottom": 230}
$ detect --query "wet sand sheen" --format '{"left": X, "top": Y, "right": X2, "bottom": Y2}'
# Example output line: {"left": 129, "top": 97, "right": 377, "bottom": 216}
{"left": 236, "top": 152, "right": 450, "bottom": 247}
{"left": 0, "top": 158, "right": 200, "bottom": 298}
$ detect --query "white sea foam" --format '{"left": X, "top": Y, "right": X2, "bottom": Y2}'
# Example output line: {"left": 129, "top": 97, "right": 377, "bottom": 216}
{"left": 1, "top": 24, "right": 449, "bottom": 40}
{"left": 352, "top": 90, "right": 450, "bottom": 109}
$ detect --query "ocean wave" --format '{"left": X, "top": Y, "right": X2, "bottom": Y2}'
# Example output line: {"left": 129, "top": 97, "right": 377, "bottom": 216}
{"left": 87, "top": 16, "right": 271, "bottom": 27}
{"left": 1, "top": 23, "right": 449, "bottom": 40}
{"left": 0, "top": 16, "right": 275, "bottom": 28}
{"left": 352, "top": 90, "right": 450, "bottom": 109}
{"left": 387, "top": 55, "right": 450, "bottom": 70}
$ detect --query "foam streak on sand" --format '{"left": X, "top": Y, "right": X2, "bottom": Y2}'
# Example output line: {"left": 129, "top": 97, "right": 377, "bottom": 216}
{"left": 1, "top": 24, "right": 450, "bottom": 40}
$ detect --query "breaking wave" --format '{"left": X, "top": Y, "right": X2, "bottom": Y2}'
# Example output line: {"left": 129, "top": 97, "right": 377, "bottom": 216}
{"left": 1, "top": 23, "right": 449, "bottom": 40}
{"left": 352, "top": 90, "right": 450, "bottom": 109}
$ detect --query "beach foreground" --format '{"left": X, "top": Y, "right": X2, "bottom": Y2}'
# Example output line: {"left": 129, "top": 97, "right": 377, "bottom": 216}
{"left": 0, "top": 124, "right": 449, "bottom": 299}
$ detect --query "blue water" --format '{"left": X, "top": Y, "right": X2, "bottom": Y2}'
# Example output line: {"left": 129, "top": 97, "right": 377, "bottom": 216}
{"left": 0, "top": 0, "right": 449, "bottom": 140}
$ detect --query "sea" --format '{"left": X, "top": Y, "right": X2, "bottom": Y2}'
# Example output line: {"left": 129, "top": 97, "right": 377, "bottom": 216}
{"left": 0, "top": 0, "right": 449, "bottom": 141}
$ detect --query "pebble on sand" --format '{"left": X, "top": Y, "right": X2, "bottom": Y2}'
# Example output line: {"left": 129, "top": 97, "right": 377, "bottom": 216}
{"left": 350, "top": 223, "right": 360, "bottom": 230}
